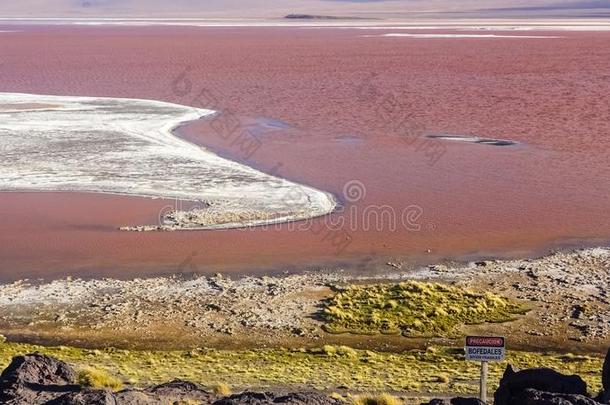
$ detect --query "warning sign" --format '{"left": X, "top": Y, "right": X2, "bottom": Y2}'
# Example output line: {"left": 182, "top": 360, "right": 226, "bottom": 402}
{"left": 465, "top": 336, "right": 505, "bottom": 362}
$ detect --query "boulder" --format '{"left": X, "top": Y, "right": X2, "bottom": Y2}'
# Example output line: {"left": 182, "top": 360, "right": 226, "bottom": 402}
{"left": 46, "top": 389, "right": 117, "bottom": 405}
{"left": 213, "top": 392, "right": 341, "bottom": 405}
{"left": 494, "top": 365, "right": 588, "bottom": 405}
{"left": 0, "top": 353, "right": 79, "bottom": 404}
{"left": 273, "top": 392, "right": 343, "bottom": 404}
{"left": 142, "top": 380, "right": 216, "bottom": 403}
{"left": 0, "top": 352, "right": 76, "bottom": 386}
{"left": 422, "top": 398, "right": 484, "bottom": 405}
{"left": 49, "top": 383, "right": 217, "bottom": 405}
{"left": 214, "top": 392, "right": 277, "bottom": 405}
{"left": 513, "top": 388, "right": 601, "bottom": 405}
{"left": 0, "top": 353, "right": 218, "bottom": 405}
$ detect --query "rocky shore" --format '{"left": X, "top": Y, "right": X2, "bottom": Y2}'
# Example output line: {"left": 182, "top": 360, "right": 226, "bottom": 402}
{"left": 0, "top": 271, "right": 343, "bottom": 348}
{"left": 0, "top": 247, "right": 608, "bottom": 352}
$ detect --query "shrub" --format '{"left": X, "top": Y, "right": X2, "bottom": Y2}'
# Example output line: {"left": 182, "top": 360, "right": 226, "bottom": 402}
{"left": 212, "top": 382, "right": 232, "bottom": 396}
{"left": 336, "top": 346, "right": 358, "bottom": 358}
{"left": 352, "top": 393, "right": 402, "bottom": 405}
{"left": 322, "top": 345, "right": 337, "bottom": 356}
{"left": 77, "top": 367, "right": 123, "bottom": 390}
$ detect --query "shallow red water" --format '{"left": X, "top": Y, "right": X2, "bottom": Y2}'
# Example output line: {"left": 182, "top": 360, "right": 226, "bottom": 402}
{"left": 0, "top": 25, "right": 609, "bottom": 280}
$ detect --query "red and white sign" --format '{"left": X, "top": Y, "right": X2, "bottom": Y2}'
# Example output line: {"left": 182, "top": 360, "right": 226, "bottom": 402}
{"left": 465, "top": 336, "right": 505, "bottom": 362}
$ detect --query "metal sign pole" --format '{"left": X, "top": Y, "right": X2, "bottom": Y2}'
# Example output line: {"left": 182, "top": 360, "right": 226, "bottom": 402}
{"left": 480, "top": 360, "right": 488, "bottom": 404}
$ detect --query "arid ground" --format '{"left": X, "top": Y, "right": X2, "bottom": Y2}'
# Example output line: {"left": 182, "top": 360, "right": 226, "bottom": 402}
{"left": 0, "top": 246, "right": 608, "bottom": 400}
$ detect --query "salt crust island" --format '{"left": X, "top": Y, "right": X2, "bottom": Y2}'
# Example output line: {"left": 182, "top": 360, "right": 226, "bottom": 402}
{"left": 0, "top": 93, "right": 337, "bottom": 230}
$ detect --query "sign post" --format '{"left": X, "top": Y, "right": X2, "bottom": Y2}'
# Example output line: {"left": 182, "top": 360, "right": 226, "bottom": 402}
{"left": 480, "top": 360, "right": 488, "bottom": 403}
{"left": 465, "top": 336, "right": 505, "bottom": 404}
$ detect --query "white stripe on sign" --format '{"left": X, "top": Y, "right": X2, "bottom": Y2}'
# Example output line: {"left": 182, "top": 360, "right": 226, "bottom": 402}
{"left": 465, "top": 346, "right": 505, "bottom": 362}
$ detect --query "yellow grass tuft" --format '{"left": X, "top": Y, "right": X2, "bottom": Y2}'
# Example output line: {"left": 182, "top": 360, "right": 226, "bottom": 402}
{"left": 352, "top": 393, "right": 402, "bottom": 405}
{"left": 212, "top": 382, "right": 232, "bottom": 396}
{"left": 77, "top": 367, "right": 123, "bottom": 391}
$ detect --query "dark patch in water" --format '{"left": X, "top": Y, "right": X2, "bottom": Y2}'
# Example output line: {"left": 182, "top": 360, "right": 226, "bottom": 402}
{"left": 255, "top": 117, "right": 293, "bottom": 129}
{"left": 475, "top": 139, "right": 516, "bottom": 146}
{"left": 427, "top": 134, "right": 518, "bottom": 147}
{"left": 245, "top": 117, "right": 294, "bottom": 137}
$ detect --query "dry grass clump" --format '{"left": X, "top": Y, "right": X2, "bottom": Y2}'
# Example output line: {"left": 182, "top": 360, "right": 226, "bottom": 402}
{"left": 77, "top": 366, "right": 123, "bottom": 390}
{"left": 352, "top": 393, "right": 402, "bottom": 405}
{"left": 319, "top": 345, "right": 359, "bottom": 358}
{"left": 212, "top": 382, "right": 232, "bottom": 396}
{"left": 431, "top": 374, "right": 450, "bottom": 384}
{"left": 322, "top": 281, "right": 527, "bottom": 336}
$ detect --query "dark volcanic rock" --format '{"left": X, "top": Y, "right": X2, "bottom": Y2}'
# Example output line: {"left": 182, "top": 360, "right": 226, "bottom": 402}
{"left": 494, "top": 364, "right": 588, "bottom": 405}
{"left": 47, "top": 389, "right": 117, "bottom": 405}
{"left": 0, "top": 353, "right": 79, "bottom": 404}
{"left": 0, "top": 352, "right": 76, "bottom": 386}
{"left": 513, "top": 388, "right": 600, "bottom": 404}
{"left": 422, "top": 397, "right": 484, "bottom": 405}
{"left": 274, "top": 392, "right": 342, "bottom": 404}
{"left": 142, "top": 380, "right": 217, "bottom": 403}
{"left": 0, "top": 354, "right": 217, "bottom": 405}
{"left": 213, "top": 392, "right": 341, "bottom": 405}
{"left": 49, "top": 382, "right": 217, "bottom": 405}
{"left": 48, "top": 380, "right": 218, "bottom": 405}
{"left": 214, "top": 392, "right": 276, "bottom": 404}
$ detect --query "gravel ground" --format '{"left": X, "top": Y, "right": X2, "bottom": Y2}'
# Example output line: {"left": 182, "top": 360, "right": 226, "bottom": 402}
{"left": 1, "top": 247, "right": 609, "bottom": 352}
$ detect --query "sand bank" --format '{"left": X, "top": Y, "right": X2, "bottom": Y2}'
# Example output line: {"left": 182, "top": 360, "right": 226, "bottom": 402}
{"left": 0, "top": 93, "right": 336, "bottom": 230}
{"left": 374, "top": 33, "right": 562, "bottom": 38}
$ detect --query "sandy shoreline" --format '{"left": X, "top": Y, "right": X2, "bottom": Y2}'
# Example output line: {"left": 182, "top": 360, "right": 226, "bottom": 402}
{"left": 1, "top": 246, "right": 608, "bottom": 354}
{"left": 0, "top": 93, "right": 337, "bottom": 231}
{"left": 2, "top": 18, "right": 610, "bottom": 30}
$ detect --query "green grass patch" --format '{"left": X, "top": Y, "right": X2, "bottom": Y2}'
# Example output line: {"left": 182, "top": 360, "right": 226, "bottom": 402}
{"left": 322, "top": 281, "right": 527, "bottom": 336}
{"left": 0, "top": 340, "right": 603, "bottom": 397}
